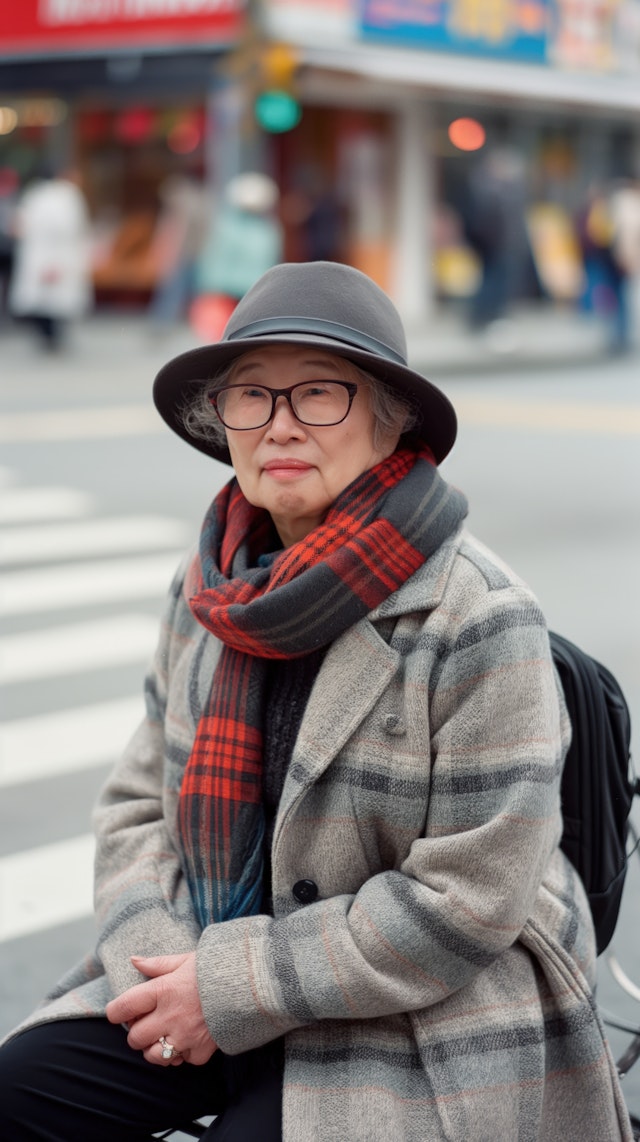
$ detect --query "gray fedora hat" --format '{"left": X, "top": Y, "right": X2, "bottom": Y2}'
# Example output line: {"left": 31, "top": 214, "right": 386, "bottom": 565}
{"left": 153, "top": 261, "right": 457, "bottom": 465}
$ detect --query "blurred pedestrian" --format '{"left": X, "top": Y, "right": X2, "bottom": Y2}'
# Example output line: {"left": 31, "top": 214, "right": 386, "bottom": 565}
{"left": 282, "top": 164, "right": 343, "bottom": 262}
{"left": 190, "top": 172, "right": 282, "bottom": 340}
{"left": 9, "top": 164, "right": 92, "bottom": 351}
{"left": 462, "top": 148, "right": 537, "bottom": 332}
{"left": 608, "top": 177, "right": 640, "bottom": 352}
{"left": 0, "top": 166, "right": 19, "bottom": 324}
{"left": 576, "top": 180, "right": 640, "bottom": 354}
{"left": 148, "top": 172, "right": 210, "bottom": 330}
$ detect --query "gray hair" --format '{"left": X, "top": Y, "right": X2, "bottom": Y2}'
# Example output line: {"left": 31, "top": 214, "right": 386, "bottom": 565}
{"left": 179, "top": 359, "right": 419, "bottom": 452}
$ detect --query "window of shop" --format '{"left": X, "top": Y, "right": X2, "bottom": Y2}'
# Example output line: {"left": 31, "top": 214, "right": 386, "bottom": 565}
{"left": 275, "top": 104, "right": 394, "bottom": 286}
{"left": 76, "top": 102, "right": 207, "bottom": 301}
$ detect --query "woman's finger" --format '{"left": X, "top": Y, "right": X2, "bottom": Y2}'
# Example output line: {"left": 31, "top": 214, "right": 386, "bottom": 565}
{"left": 131, "top": 952, "right": 190, "bottom": 977}
{"left": 126, "top": 1014, "right": 167, "bottom": 1052}
{"left": 106, "top": 982, "right": 157, "bottom": 1026}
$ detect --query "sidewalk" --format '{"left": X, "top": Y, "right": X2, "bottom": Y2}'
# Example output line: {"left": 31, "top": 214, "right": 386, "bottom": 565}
{"left": 0, "top": 299, "right": 632, "bottom": 392}
{"left": 405, "top": 301, "right": 617, "bottom": 376}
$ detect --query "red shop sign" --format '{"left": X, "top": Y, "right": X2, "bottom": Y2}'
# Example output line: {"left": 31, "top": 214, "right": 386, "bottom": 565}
{"left": 0, "top": 1, "right": 246, "bottom": 56}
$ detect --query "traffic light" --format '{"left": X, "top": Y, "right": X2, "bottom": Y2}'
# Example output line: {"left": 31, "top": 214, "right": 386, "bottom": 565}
{"left": 254, "top": 43, "right": 301, "bottom": 134}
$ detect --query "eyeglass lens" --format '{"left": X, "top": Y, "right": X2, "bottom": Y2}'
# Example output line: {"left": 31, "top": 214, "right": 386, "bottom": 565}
{"left": 213, "top": 381, "right": 353, "bottom": 429}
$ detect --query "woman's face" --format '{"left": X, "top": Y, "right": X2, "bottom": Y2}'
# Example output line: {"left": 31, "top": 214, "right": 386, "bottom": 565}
{"left": 223, "top": 346, "right": 400, "bottom": 547}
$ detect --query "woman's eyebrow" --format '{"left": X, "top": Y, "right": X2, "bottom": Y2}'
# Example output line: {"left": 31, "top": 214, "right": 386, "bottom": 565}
{"left": 230, "top": 361, "right": 262, "bottom": 378}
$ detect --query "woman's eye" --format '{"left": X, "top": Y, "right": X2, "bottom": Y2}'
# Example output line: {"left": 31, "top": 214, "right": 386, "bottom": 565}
{"left": 302, "top": 383, "right": 332, "bottom": 397}
{"left": 241, "top": 387, "right": 269, "bottom": 400}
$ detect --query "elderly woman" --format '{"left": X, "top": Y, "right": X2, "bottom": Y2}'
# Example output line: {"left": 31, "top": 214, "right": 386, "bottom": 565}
{"left": 0, "top": 261, "right": 631, "bottom": 1141}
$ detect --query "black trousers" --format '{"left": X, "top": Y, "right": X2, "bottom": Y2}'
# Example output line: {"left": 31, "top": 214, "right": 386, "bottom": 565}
{"left": 0, "top": 1018, "right": 283, "bottom": 1142}
{"left": 20, "top": 313, "right": 64, "bottom": 349}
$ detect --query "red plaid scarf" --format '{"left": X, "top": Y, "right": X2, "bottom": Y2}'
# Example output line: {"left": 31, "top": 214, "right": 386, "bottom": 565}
{"left": 178, "top": 446, "right": 467, "bottom": 927}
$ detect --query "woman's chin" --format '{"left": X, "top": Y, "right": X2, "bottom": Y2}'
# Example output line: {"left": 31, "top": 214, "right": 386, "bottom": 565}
{"left": 267, "top": 494, "right": 328, "bottom": 546}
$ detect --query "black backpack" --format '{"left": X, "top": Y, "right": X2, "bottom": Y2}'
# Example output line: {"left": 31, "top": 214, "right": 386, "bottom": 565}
{"left": 550, "top": 631, "right": 638, "bottom": 955}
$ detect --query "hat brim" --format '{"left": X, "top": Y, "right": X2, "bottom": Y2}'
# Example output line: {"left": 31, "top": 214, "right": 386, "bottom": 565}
{"left": 152, "top": 331, "right": 457, "bottom": 465}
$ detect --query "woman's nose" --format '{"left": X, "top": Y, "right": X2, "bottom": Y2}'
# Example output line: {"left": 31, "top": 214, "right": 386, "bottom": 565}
{"left": 267, "top": 395, "right": 305, "bottom": 438}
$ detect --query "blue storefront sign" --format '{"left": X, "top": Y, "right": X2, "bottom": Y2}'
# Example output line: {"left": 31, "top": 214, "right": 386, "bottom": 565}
{"left": 359, "top": 0, "right": 551, "bottom": 63}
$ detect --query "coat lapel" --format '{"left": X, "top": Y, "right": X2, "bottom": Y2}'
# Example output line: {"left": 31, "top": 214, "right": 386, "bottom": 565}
{"left": 275, "top": 618, "right": 399, "bottom": 825}
{"left": 274, "top": 528, "right": 463, "bottom": 833}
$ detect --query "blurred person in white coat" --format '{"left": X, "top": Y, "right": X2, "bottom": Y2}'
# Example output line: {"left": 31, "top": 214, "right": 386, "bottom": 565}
{"left": 9, "top": 165, "right": 93, "bottom": 350}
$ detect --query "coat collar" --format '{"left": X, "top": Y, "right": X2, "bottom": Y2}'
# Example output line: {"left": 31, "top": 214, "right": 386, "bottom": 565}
{"left": 367, "top": 524, "right": 463, "bottom": 620}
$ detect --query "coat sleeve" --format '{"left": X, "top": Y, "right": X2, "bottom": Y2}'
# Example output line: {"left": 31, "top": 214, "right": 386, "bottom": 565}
{"left": 92, "top": 557, "right": 201, "bottom": 998}
{"left": 195, "top": 582, "right": 570, "bottom": 1054}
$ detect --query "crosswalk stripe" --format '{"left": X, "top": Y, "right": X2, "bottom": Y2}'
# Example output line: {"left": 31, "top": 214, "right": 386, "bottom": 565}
{"left": 0, "top": 834, "right": 94, "bottom": 942}
{"left": 0, "top": 697, "right": 144, "bottom": 787}
{"left": 454, "top": 397, "right": 640, "bottom": 435}
{"left": 1, "top": 615, "right": 159, "bottom": 684}
{"left": 0, "top": 405, "right": 163, "bottom": 442}
{"left": 1, "top": 516, "right": 190, "bottom": 565}
{"left": 0, "top": 487, "right": 95, "bottom": 523}
{"left": 0, "top": 476, "right": 185, "bottom": 952}
{"left": 0, "top": 551, "right": 183, "bottom": 615}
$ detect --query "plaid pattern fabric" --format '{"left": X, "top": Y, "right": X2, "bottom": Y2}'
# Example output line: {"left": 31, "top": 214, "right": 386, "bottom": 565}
{"left": 179, "top": 447, "right": 468, "bottom": 927}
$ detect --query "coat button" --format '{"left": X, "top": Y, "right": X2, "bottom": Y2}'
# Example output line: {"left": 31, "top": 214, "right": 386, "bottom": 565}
{"left": 292, "top": 879, "right": 318, "bottom": 905}
{"left": 383, "top": 713, "right": 406, "bottom": 735}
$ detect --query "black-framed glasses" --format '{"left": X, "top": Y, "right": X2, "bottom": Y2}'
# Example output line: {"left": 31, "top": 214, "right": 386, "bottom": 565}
{"left": 208, "top": 380, "right": 359, "bottom": 431}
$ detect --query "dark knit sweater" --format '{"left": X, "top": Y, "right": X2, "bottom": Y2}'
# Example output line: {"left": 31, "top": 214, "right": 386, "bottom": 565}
{"left": 261, "top": 646, "right": 326, "bottom": 911}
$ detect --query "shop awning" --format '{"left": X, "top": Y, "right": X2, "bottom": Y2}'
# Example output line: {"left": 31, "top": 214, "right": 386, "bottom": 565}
{"left": 299, "top": 42, "right": 640, "bottom": 117}
{"left": 0, "top": 2, "right": 245, "bottom": 59}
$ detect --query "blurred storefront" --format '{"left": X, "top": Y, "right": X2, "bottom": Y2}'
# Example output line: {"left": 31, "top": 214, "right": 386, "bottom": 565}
{"left": 0, "top": 2, "right": 247, "bottom": 302}
{"left": 263, "top": 0, "right": 640, "bottom": 321}
{"left": 2, "top": 0, "right": 640, "bottom": 318}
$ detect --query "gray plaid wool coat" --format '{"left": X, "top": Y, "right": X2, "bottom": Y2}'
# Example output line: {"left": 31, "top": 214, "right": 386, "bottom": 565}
{"left": 6, "top": 526, "right": 632, "bottom": 1140}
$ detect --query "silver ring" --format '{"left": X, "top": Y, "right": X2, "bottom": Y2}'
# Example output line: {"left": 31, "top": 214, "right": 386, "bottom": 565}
{"left": 158, "top": 1035, "right": 178, "bottom": 1060}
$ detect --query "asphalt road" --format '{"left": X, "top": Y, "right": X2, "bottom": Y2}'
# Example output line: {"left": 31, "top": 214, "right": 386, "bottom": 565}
{"left": 1, "top": 314, "right": 639, "bottom": 1120}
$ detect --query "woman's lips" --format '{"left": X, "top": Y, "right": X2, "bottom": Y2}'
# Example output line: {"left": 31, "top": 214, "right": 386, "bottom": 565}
{"left": 262, "top": 459, "right": 313, "bottom": 478}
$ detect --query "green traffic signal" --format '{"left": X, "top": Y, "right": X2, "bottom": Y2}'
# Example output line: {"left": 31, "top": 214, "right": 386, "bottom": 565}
{"left": 254, "top": 90, "right": 301, "bottom": 133}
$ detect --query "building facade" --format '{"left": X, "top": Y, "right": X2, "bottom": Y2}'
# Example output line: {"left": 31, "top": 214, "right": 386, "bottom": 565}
{"left": 1, "top": 0, "right": 639, "bottom": 318}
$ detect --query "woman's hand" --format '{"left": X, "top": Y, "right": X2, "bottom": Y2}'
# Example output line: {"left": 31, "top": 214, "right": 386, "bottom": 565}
{"left": 105, "top": 951, "right": 218, "bottom": 1067}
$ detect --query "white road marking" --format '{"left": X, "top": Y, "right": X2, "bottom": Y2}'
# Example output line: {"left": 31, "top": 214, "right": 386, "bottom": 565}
{"left": 0, "top": 487, "right": 95, "bottom": 523}
{"left": 0, "top": 475, "right": 182, "bottom": 951}
{"left": 0, "top": 696, "right": 144, "bottom": 786}
{"left": 1, "top": 615, "right": 159, "bottom": 684}
{"left": 0, "top": 551, "right": 183, "bottom": 615}
{"left": 454, "top": 397, "right": 640, "bottom": 435}
{"left": 1, "top": 516, "right": 189, "bottom": 564}
{"left": 0, "top": 834, "right": 94, "bottom": 942}
{"left": 0, "top": 405, "right": 163, "bottom": 442}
